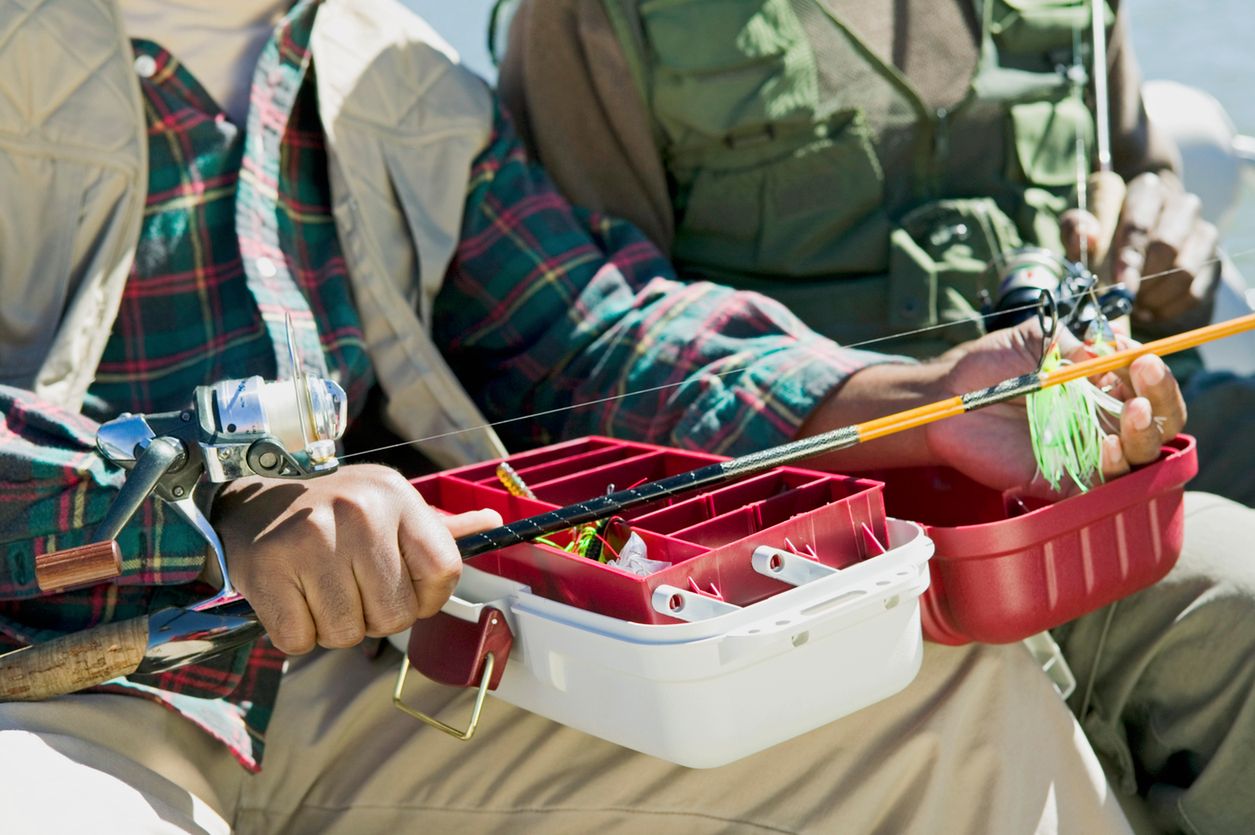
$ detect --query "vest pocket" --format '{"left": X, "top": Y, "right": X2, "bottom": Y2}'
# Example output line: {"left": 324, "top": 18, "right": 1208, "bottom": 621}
{"left": 990, "top": 0, "right": 1114, "bottom": 60}
{"left": 888, "top": 198, "right": 1025, "bottom": 344}
{"left": 639, "top": 0, "right": 816, "bottom": 148}
{"left": 1008, "top": 96, "right": 1093, "bottom": 188}
{"left": 672, "top": 110, "right": 889, "bottom": 279}
{"left": 0, "top": 153, "right": 89, "bottom": 388}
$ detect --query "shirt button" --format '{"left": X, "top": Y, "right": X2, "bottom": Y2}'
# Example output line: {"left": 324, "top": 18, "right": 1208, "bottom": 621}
{"left": 256, "top": 257, "right": 279, "bottom": 278}
{"left": 134, "top": 54, "right": 158, "bottom": 79}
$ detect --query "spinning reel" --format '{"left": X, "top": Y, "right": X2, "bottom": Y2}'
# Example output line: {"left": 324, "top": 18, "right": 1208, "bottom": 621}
{"left": 17, "top": 326, "right": 349, "bottom": 688}
{"left": 982, "top": 247, "right": 1134, "bottom": 345}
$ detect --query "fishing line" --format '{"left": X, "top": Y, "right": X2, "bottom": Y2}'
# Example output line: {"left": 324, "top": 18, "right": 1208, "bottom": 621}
{"left": 339, "top": 245, "right": 1255, "bottom": 462}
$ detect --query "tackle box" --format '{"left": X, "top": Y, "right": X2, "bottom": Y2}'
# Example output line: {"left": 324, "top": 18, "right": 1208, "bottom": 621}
{"left": 397, "top": 434, "right": 1194, "bottom": 765}
{"left": 400, "top": 436, "right": 933, "bottom": 766}
{"left": 403, "top": 521, "right": 932, "bottom": 767}
{"left": 873, "top": 435, "right": 1198, "bottom": 644}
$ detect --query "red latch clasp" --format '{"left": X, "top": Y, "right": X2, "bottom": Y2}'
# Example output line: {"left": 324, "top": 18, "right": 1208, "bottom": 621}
{"left": 393, "top": 606, "right": 514, "bottom": 741}
{"left": 406, "top": 606, "right": 513, "bottom": 690}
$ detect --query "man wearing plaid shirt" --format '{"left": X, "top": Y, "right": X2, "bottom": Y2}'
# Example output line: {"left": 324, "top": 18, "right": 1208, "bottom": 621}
{"left": 0, "top": 1, "right": 1215, "bottom": 832}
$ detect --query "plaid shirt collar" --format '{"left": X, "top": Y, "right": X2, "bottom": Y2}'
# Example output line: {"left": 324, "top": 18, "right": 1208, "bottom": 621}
{"left": 236, "top": 0, "right": 331, "bottom": 380}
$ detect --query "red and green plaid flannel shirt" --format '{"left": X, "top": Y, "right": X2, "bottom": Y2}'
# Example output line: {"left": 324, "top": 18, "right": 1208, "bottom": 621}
{"left": 0, "top": 0, "right": 887, "bottom": 770}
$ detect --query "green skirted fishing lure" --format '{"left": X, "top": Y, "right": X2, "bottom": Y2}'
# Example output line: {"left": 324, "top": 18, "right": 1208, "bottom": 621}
{"left": 1026, "top": 344, "right": 1122, "bottom": 492}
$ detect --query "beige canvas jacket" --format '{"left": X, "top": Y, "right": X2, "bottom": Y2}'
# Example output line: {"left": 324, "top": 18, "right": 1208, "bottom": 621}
{"left": 0, "top": 0, "right": 505, "bottom": 467}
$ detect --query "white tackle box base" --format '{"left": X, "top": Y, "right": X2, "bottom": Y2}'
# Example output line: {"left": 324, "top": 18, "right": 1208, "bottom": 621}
{"left": 392, "top": 518, "right": 933, "bottom": 768}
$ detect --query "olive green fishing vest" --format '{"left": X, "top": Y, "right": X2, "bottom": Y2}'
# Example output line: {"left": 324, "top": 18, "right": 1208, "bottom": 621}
{"left": 602, "top": 0, "right": 1111, "bottom": 356}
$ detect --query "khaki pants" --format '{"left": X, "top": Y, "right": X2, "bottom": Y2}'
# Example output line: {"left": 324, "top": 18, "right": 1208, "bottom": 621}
{"left": 0, "top": 640, "right": 1127, "bottom": 833}
{"left": 5, "top": 492, "right": 1250, "bottom": 834}
{"left": 1055, "top": 492, "right": 1255, "bottom": 835}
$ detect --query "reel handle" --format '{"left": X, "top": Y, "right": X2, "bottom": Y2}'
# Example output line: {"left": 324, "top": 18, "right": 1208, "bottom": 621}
{"left": 35, "top": 540, "right": 122, "bottom": 593}
{"left": 1088, "top": 170, "right": 1127, "bottom": 275}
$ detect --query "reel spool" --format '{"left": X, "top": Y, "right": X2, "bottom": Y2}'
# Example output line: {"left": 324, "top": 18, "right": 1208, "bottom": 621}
{"left": 982, "top": 247, "right": 1134, "bottom": 338}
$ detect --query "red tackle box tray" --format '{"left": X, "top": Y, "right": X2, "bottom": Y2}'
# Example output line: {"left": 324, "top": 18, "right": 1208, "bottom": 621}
{"left": 871, "top": 435, "right": 1198, "bottom": 645}
{"left": 410, "top": 434, "right": 1195, "bottom": 637}
{"left": 409, "top": 436, "right": 889, "bottom": 624}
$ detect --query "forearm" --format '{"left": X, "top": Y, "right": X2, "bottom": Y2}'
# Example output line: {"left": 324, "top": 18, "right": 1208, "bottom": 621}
{"left": 795, "top": 359, "right": 953, "bottom": 472}
{"left": 434, "top": 103, "right": 900, "bottom": 458}
{"left": 1108, "top": 2, "right": 1181, "bottom": 181}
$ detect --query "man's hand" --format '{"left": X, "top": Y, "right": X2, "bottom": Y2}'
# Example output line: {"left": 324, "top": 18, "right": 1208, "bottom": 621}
{"left": 923, "top": 322, "right": 1187, "bottom": 498}
{"left": 800, "top": 321, "right": 1186, "bottom": 496}
{"left": 212, "top": 464, "right": 502, "bottom": 655}
{"left": 1061, "top": 172, "right": 1219, "bottom": 330}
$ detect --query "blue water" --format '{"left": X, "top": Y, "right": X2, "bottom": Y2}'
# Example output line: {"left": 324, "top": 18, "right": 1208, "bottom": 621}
{"left": 406, "top": 0, "right": 1255, "bottom": 254}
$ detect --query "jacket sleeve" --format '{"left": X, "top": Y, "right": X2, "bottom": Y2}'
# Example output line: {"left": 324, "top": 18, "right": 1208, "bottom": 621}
{"left": 432, "top": 104, "right": 897, "bottom": 458}
{"left": 496, "top": 0, "right": 676, "bottom": 254}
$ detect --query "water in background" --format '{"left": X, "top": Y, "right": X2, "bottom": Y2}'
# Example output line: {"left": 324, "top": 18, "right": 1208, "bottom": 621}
{"left": 1129, "top": 0, "right": 1255, "bottom": 258}
{"left": 406, "top": 0, "right": 1255, "bottom": 258}
{"left": 402, "top": 0, "right": 497, "bottom": 80}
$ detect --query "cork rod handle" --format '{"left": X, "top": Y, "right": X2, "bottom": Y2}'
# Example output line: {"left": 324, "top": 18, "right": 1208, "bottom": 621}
{"left": 0, "top": 617, "right": 149, "bottom": 701}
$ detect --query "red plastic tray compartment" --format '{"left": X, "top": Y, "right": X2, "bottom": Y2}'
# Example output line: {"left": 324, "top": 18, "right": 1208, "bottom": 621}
{"left": 409, "top": 436, "right": 888, "bottom": 623}
{"left": 873, "top": 436, "right": 1198, "bottom": 645}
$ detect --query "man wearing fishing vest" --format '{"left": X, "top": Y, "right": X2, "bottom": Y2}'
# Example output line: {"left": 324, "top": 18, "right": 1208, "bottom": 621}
{"left": 497, "top": 0, "right": 1255, "bottom": 511}
{"left": 498, "top": 1, "right": 1255, "bottom": 831}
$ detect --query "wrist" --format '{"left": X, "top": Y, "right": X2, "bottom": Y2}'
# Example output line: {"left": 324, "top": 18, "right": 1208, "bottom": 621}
{"left": 797, "top": 358, "right": 956, "bottom": 471}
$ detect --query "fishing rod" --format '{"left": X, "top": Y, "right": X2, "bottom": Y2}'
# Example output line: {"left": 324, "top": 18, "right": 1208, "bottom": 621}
{"left": 1085, "top": 0, "right": 1126, "bottom": 271}
{"left": 457, "top": 311, "right": 1255, "bottom": 556}
{"left": 5, "top": 310, "right": 1251, "bottom": 703}
{"left": 1091, "top": 0, "right": 1113, "bottom": 177}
